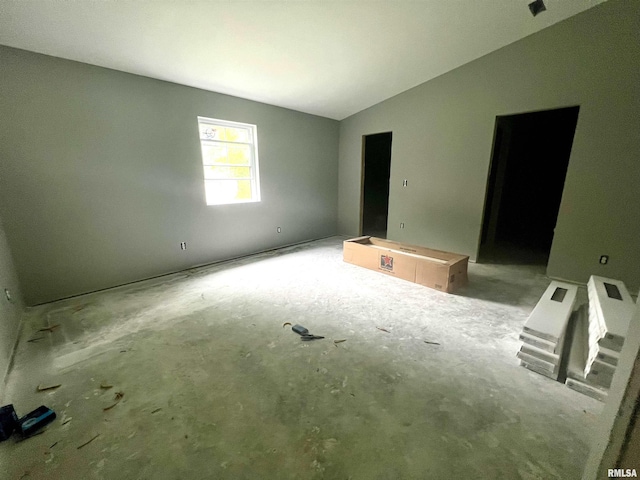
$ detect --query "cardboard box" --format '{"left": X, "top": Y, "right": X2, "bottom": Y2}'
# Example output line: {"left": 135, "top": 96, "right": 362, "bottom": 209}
{"left": 343, "top": 236, "right": 469, "bottom": 293}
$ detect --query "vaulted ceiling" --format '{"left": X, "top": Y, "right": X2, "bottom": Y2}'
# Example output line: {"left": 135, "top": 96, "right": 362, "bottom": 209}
{"left": 0, "top": 0, "right": 606, "bottom": 119}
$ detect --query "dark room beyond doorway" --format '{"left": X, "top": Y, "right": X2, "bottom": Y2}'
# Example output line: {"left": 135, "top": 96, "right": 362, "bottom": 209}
{"left": 361, "top": 132, "right": 392, "bottom": 239}
{"left": 479, "top": 106, "right": 580, "bottom": 265}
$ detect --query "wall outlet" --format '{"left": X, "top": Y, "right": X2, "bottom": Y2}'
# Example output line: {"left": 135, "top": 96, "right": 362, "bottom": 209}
{"left": 402, "top": 179, "right": 408, "bottom": 187}
{"left": 180, "top": 242, "right": 187, "bottom": 250}
{"left": 599, "top": 255, "right": 609, "bottom": 265}
{"left": 277, "top": 227, "right": 281, "bottom": 233}
{"left": 4, "top": 289, "right": 11, "bottom": 302}
{"left": 400, "top": 222, "right": 405, "bottom": 229}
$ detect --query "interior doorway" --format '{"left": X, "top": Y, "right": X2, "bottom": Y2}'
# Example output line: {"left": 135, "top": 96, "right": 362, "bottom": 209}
{"left": 361, "top": 132, "right": 392, "bottom": 238}
{"left": 479, "top": 106, "right": 579, "bottom": 265}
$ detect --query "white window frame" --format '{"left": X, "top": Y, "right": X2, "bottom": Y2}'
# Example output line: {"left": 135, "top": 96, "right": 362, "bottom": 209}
{"left": 197, "top": 116, "right": 261, "bottom": 205}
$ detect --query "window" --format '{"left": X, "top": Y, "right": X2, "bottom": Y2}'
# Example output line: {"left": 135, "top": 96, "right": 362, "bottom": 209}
{"left": 197, "top": 116, "right": 261, "bottom": 205}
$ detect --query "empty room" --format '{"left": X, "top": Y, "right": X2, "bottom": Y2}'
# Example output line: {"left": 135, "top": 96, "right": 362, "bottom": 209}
{"left": 1, "top": 0, "right": 639, "bottom": 478}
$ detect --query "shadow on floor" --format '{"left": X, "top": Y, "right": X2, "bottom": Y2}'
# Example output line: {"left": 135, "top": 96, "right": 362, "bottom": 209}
{"left": 478, "top": 241, "right": 550, "bottom": 266}
{"left": 455, "top": 271, "right": 544, "bottom": 307}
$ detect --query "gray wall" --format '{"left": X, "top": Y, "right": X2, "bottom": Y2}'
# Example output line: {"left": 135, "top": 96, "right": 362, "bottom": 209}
{"left": 0, "top": 46, "right": 339, "bottom": 305}
{"left": 0, "top": 215, "right": 23, "bottom": 386}
{"left": 338, "top": 0, "right": 640, "bottom": 291}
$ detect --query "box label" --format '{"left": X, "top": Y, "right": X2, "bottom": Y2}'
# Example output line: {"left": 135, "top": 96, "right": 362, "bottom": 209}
{"left": 380, "top": 254, "right": 394, "bottom": 271}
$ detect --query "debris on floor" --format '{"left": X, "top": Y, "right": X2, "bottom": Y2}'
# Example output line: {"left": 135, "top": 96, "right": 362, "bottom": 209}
{"left": 37, "top": 383, "right": 62, "bottom": 392}
{"left": 27, "top": 337, "right": 45, "bottom": 343}
{"left": 423, "top": 340, "right": 440, "bottom": 345}
{"left": 301, "top": 335, "right": 324, "bottom": 341}
{"left": 291, "top": 324, "right": 324, "bottom": 341}
{"left": 100, "top": 382, "right": 113, "bottom": 389}
{"left": 333, "top": 339, "right": 347, "bottom": 344}
{"left": 38, "top": 324, "right": 60, "bottom": 333}
{"left": 77, "top": 433, "right": 100, "bottom": 449}
{"left": 103, "top": 392, "right": 124, "bottom": 411}
{"left": 376, "top": 327, "right": 390, "bottom": 333}
{"left": 282, "top": 322, "right": 292, "bottom": 328}
{"left": 151, "top": 408, "right": 162, "bottom": 414}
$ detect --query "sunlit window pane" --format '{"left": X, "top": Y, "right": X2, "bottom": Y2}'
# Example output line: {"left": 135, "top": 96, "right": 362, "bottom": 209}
{"left": 203, "top": 166, "right": 251, "bottom": 180}
{"left": 204, "top": 180, "right": 253, "bottom": 204}
{"left": 201, "top": 143, "right": 251, "bottom": 166}
{"left": 197, "top": 116, "right": 260, "bottom": 205}
{"left": 199, "top": 125, "right": 250, "bottom": 143}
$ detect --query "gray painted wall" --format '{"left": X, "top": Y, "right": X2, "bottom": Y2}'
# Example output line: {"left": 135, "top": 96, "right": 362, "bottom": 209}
{"left": 0, "top": 215, "right": 23, "bottom": 386}
{"left": 0, "top": 46, "right": 339, "bottom": 305}
{"left": 338, "top": 0, "right": 640, "bottom": 291}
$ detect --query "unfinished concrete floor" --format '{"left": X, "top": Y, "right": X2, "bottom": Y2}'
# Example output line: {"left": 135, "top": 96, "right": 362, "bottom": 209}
{"left": 0, "top": 236, "right": 601, "bottom": 479}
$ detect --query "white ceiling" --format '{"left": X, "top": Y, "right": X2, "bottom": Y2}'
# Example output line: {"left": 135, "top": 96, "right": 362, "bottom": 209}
{"left": 0, "top": 0, "right": 605, "bottom": 120}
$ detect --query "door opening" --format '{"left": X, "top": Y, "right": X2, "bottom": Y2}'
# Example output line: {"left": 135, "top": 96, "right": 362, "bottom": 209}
{"left": 479, "top": 106, "right": 579, "bottom": 265}
{"left": 361, "top": 132, "right": 392, "bottom": 238}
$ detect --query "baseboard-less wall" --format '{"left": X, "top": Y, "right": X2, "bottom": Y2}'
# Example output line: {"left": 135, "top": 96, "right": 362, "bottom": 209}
{"left": 0, "top": 46, "right": 339, "bottom": 305}
{"left": 0, "top": 216, "right": 23, "bottom": 388}
{"left": 338, "top": 0, "right": 640, "bottom": 291}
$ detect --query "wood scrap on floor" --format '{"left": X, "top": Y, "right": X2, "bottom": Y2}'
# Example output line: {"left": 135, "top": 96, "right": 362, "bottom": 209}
{"left": 376, "top": 327, "right": 390, "bottom": 333}
{"left": 38, "top": 324, "right": 60, "bottom": 332}
{"left": 27, "top": 337, "right": 45, "bottom": 343}
{"left": 100, "top": 382, "right": 113, "bottom": 389}
{"left": 334, "top": 339, "right": 347, "bottom": 344}
{"left": 77, "top": 433, "right": 100, "bottom": 449}
{"left": 37, "top": 383, "right": 61, "bottom": 392}
{"left": 423, "top": 340, "right": 440, "bottom": 345}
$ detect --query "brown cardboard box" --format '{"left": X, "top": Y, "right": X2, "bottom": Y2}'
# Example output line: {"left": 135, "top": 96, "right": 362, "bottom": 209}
{"left": 343, "top": 236, "right": 469, "bottom": 293}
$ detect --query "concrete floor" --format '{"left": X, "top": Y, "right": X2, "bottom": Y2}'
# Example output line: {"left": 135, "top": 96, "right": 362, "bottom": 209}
{"left": 0, "top": 236, "right": 601, "bottom": 479}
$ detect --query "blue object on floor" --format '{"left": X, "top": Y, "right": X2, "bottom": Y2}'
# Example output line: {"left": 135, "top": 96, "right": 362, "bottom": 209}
{"left": 18, "top": 406, "right": 56, "bottom": 437}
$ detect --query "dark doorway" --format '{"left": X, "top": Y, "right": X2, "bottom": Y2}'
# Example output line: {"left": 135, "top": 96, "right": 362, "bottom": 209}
{"left": 479, "top": 106, "right": 579, "bottom": 265}
{"left": 361, "top": 132, "right": 392, "bottom": 238}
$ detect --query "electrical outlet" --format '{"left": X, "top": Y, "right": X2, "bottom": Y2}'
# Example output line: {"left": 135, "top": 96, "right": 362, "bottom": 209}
{"left": 277, "top": 227, "right": 281, "bottom": 233}
{"left": 4, "top": 289, "right": 11, "bottom": 302}
{"left": 402, "top": 179, "right": 408, "bottom": 187}
{"left": 599, "top": 255, "right": 609, "bottom": 265}
{"left": 400, "top": 222, "right": 405, "bottom": 229}
{"left": 180, "top": 242, "right": 187, "bottom": 250}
